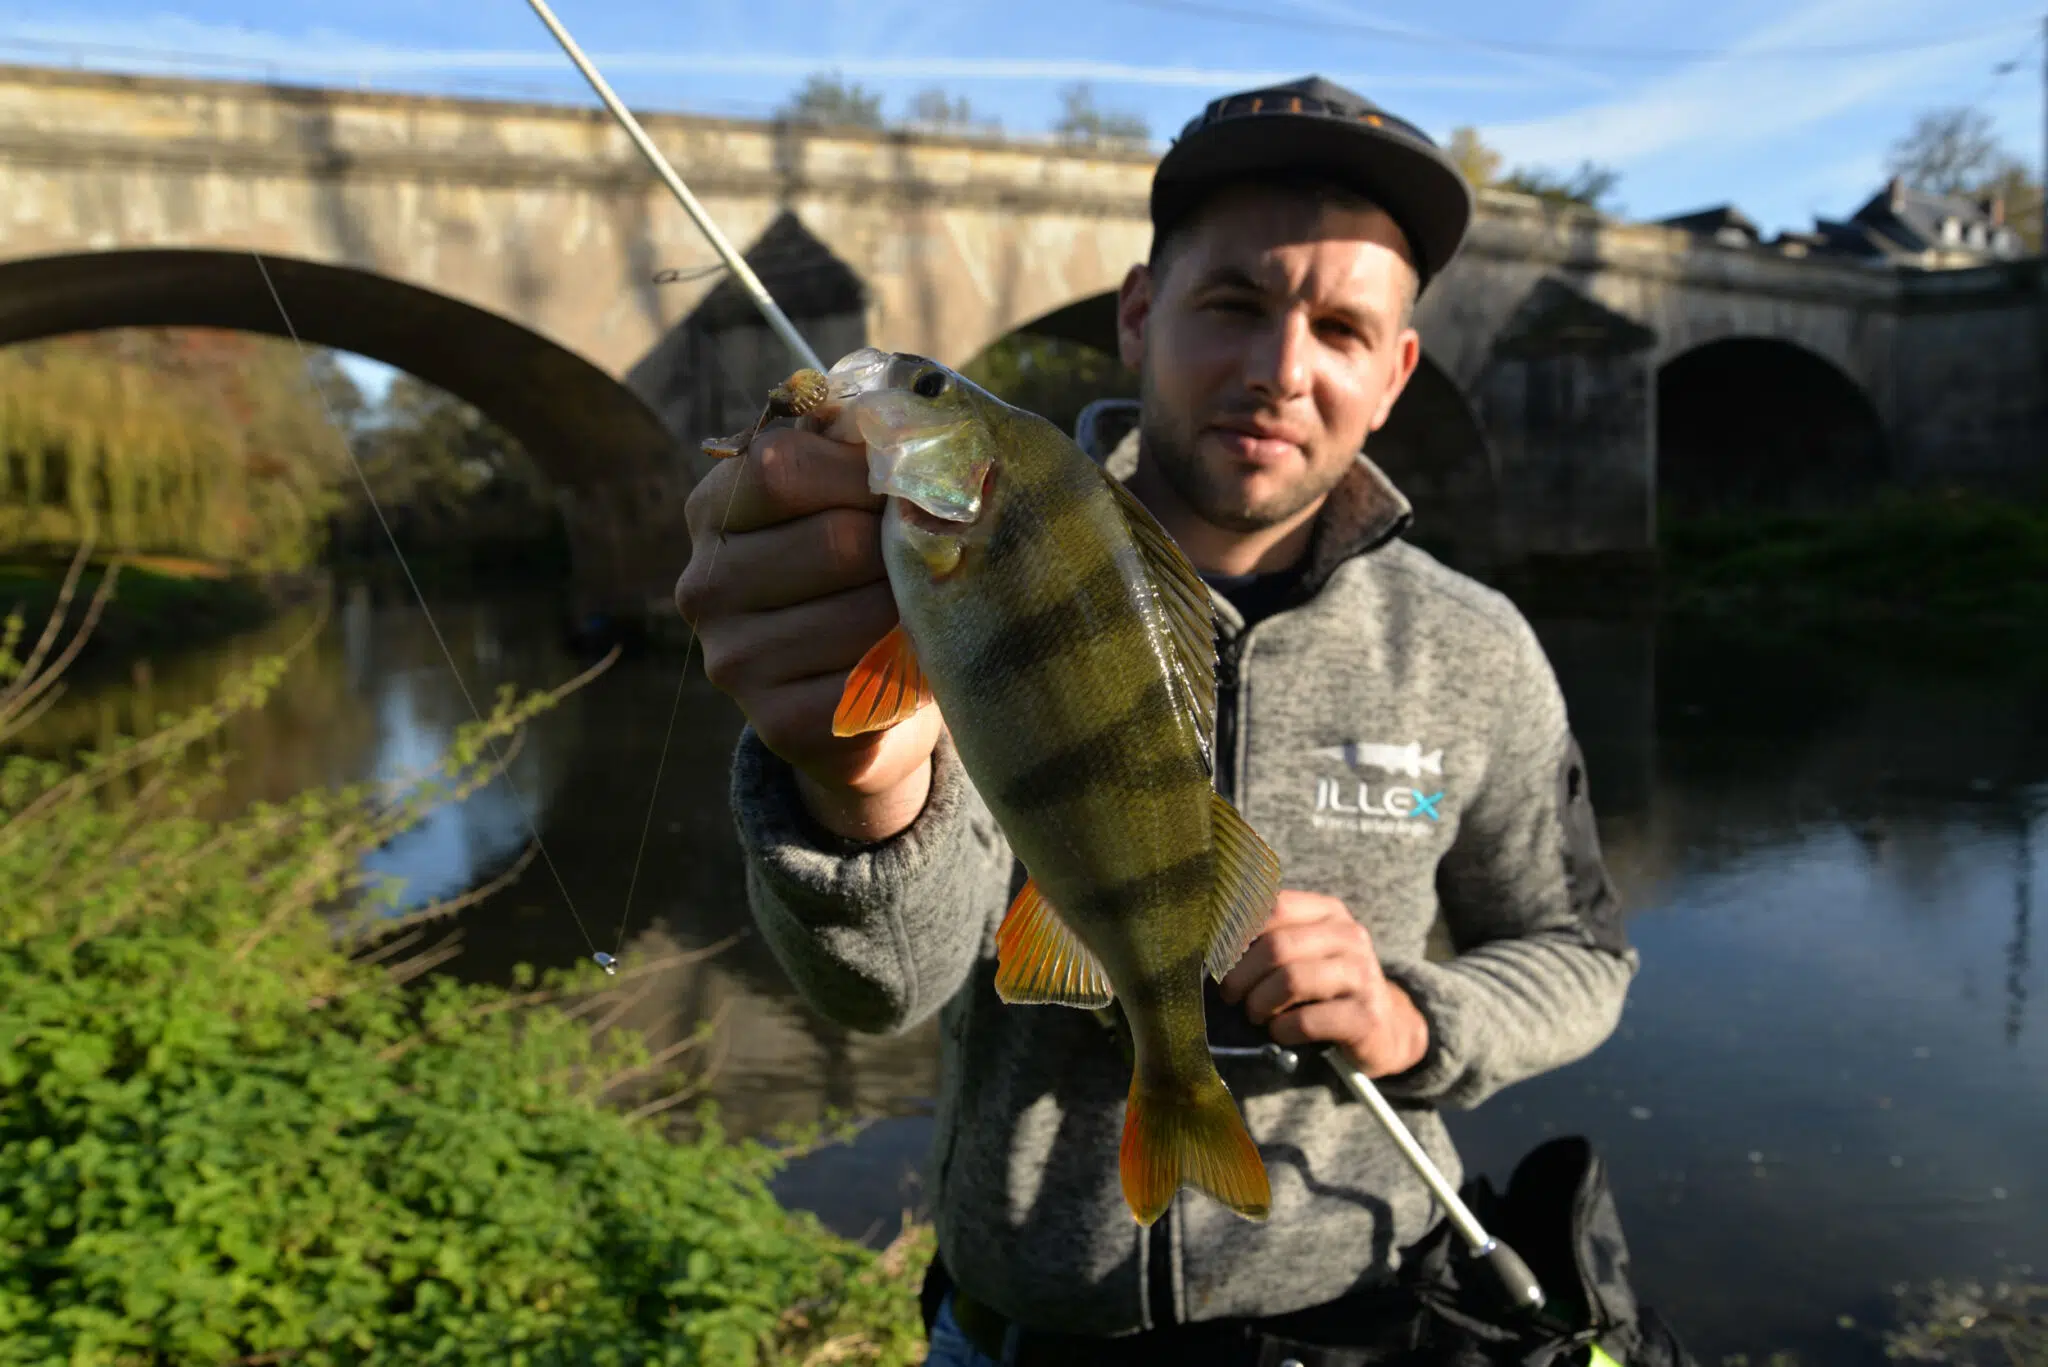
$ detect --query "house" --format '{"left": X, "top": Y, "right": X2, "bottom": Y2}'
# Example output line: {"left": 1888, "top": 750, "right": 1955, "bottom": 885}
{"left": 1657, "top": 179, "right": 2027, "bottom": 267}
{"left": 1816, "top": 176, "right": 2026, "bottom": 266}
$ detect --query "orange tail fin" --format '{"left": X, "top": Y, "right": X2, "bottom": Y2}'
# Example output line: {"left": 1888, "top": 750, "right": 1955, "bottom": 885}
{"left": 1119, "top": 1073, "right": 1271, "bottom": 1226}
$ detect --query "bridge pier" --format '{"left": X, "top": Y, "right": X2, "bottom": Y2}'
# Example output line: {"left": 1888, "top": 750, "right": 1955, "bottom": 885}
{"left": 1472, "top": 277, "right": 1660, "bottom": 575}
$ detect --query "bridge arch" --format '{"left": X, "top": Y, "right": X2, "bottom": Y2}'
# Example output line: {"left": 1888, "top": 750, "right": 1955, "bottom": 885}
{"left": 0, "top": 248, "right": 693, "bottom": 621}
{"left": 1656, "top": 337, "right": 1890, "bottom": 519}
{"left": 0, "top": 249, "right": 681, "bottom": 487}
{"left": 1370, "top": 351, "right": 1500, "bottom": 576}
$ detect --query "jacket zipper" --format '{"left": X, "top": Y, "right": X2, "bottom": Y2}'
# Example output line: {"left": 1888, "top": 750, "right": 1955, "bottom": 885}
{"left": 1213, "top": 632, "right": 1245, "bottom": 803}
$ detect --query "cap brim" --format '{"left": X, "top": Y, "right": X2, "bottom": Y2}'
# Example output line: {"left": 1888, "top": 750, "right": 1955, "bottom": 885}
{"left": 1151, "top": 114, "right": 1474, "bottom": 286}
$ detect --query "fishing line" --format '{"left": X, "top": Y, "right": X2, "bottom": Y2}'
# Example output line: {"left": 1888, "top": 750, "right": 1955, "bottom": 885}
{"left": 250, "top": 250, "right": 612, "bottom": 966}
{"left": 519, "top": 0, "right": 839, "bottom": 966}
{"left": 610, "top": 416, "right": 755, "bottom": 957}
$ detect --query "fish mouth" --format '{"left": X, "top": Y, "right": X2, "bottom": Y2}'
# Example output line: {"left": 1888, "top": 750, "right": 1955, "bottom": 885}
{"left": 867, "top": 430, "right": 986, "bottom": 523}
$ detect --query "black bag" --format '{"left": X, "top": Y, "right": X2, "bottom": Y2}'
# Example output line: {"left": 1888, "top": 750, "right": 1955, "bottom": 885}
{"left": 1399, "top": 1136, "right": 1698, "bottom": 1367}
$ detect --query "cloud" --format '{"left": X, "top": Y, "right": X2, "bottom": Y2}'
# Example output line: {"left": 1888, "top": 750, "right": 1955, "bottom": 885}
{"left": 1473, "top": 0, "right": 2031, "bottom": 171}
{"left": 1252, "top": 0, "right": 1625, "bottom": 94}
{"left": 0, "top": 15, "right": 1542, "bottom": 94}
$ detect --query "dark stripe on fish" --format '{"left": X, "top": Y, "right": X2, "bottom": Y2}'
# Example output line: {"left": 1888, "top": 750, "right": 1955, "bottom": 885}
{"left": 955, "top": 553, "right": 1138, "bottom": 700}
{"left": 1066, "top": 847, "right": 1215, "bottom": 924}
{"left": 997, "top": 676, "right": 1207, "bottom": 814}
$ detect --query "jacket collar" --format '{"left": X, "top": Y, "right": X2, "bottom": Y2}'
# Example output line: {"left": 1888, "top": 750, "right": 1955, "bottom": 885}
{"left": 1100, "top": 425, "right": 1414, "bottom": 600}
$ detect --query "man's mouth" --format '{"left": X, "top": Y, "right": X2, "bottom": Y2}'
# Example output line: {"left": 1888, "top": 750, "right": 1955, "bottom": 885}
{"left": 1205, "top": 422, "right": 1305, "bottom": 465}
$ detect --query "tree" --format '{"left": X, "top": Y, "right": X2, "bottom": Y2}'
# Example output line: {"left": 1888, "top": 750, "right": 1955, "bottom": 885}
{"left": 776, "top": 72, "right": 885, "bottom": 129}
{"left": 1445, "top": 126, "right": 1502, "bottom": 188}
{"left": 961, "top": 333, "right": 1138, "bottom": 442}
{"left": 1441, "top": 125, "right": 1621, "bottom": 213}
{"left": 302, "top": 350, "right": 368, "bottom": 438}
{"left": 1886, "top": 104, "right": 2042, "bottom": 251}
{"left": 908, "top": 87, "right": 996, "bottom": 133}
{"left": 1886, "top": 106, "right": 2001, "bottom": 197}
{"left": 1499, "top": 160, "right": 1623, "bottom": 213}
{"left": 1052, "top": 83, "right": 1149, "bottom": 149}
{"left": 1980, "top": 160, "right": 2044, "bottom": 252}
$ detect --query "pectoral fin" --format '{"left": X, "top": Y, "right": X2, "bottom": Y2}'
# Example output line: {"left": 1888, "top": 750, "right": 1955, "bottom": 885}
{"left": 832, "top": 624, "right": 935, "bottom": 736}
{"left": 1204, "top": 793, "right": 1283, "bottom": 982}
{"left": 995, "top": 877, "right": 1114, "bottom": 1008}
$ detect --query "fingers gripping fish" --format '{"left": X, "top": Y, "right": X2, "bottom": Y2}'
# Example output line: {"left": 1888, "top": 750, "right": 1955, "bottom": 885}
{"left": 813, "top": 346, "right": 1280, "bottom": 1227}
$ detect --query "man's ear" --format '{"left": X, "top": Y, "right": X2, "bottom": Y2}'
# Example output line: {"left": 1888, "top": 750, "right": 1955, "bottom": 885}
{"left": 1116, "top": 263, "right": 1152, "bottom": 371}
{"left": 1369, "top": 326, "right": 1423, "bottom": 433}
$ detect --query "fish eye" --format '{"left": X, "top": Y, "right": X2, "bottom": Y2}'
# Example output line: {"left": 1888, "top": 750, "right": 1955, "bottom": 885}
{"left": 913, "top": 368, "right": 949, "bottom": 399}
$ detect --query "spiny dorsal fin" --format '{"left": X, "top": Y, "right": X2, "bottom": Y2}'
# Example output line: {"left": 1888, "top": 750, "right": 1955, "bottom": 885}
{"left": 832, "top": 623, "right": 935, "bottom": 736}
{"left": 995, "top": 877, "right": 1115, "bottom": 1008}
{"left": 1103, "top": 474, "right": 1218, "bottom": 771}
{"left": 1204, "top": 792, "right": 1282, "bottom": 982}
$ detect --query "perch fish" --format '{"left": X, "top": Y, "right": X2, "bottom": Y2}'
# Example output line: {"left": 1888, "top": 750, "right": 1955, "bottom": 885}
{"left": 821, "top": 346, "right": 1279, "bottom": 1227}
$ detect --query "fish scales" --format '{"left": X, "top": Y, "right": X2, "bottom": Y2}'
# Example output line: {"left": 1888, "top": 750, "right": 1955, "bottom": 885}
{"left": 935, "top": 461, "right": 1216, "bottom": 1036}
{"left": 822, "top": 347, "right": 1277, "bottom": 1226}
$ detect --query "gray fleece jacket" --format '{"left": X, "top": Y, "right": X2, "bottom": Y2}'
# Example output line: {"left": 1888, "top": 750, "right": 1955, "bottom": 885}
{"left": 726, "top": 432, "right": 1640, "bottom": 1337}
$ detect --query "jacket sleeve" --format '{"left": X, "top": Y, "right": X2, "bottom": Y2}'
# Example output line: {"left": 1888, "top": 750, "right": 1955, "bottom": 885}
{"left": 727, "top": 725, "right": 1016, "bottom": 1036}
{"left": 1375, "top": 614, "right": 1639, "bottom": 1110}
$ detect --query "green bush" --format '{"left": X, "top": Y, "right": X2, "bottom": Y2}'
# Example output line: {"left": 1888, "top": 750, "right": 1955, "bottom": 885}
{"left": 0, "top": 548, "right": 933, "bottom": 1366}
{"left": 1658, "top": 490, "right": 2048, "bottom": 669}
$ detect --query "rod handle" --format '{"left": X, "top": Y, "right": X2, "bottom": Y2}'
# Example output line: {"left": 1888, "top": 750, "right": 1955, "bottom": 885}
{"left": 1474, "top": 1237, "right": 1547, "bottom": 1315}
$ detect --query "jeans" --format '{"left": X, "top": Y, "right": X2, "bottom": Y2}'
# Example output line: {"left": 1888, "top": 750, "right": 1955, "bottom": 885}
{"left": 922, "top": 1292, "right": 1008, "bottom": 1366}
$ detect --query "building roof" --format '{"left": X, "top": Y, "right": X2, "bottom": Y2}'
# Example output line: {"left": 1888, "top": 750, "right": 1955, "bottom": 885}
{"left": 1657, "top": 204, "right": 1763, "bottom": 246}
{"left": 1846, "top": 176, "right": 2026, "bottom": 264}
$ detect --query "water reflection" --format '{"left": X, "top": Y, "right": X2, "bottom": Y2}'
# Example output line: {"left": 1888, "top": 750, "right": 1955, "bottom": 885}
{"left": 17, "top": 579, "right": 2044, "bottom": 1364}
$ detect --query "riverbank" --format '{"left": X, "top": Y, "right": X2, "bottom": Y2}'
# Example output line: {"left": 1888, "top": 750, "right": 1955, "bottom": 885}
{"left": 0, "top": 555, "right": 283, "bottom": 677}
{"left": 1656, "top": 491, "right": 2048, "bottom": 675}
{"left": 0, "top": 606, "right": 931, "bottom": 1365}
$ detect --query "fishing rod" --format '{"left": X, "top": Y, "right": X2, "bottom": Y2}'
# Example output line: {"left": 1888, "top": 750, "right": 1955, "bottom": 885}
{"left": 1209, "top": 1044, "right": 1547, "bottom": 1315}
{"left": 524, "top": 0, "right": 1551, "bottom": 1319}
{"left": 522, "top": 0, "right": 822, "bottom": 375}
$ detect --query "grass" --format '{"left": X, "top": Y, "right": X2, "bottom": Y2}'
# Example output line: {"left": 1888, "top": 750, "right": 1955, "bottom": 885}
{"left": 1657, "top": 490, "right": 2048, "bottom": 674}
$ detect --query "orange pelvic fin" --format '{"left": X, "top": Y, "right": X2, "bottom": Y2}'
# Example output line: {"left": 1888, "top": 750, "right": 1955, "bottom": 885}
{"left": 1119, "top": 1073, "right": 1271, "bottom": 1226}
{"left": 994, "top": 877, "right": 1114, "bottom": 1008}
{"left": 831, "top": 624, "right": 935, "bottom": 737}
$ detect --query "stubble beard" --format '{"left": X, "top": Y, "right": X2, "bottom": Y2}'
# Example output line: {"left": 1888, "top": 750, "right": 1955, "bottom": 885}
{"left": 1136, "top": 369, "right": 1351, "bottom": 534}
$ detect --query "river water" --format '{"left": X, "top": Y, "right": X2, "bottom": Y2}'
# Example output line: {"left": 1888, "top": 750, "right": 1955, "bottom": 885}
{"left": 23, "top": 577, "right": 2043, "bottom": 1364}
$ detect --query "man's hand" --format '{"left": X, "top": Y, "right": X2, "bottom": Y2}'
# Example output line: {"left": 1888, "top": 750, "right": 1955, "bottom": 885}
{"left": 674, "top": 419, "right": 943, "bottom": 843}
{"left": 1217, "top": 889, "right": 1430, "bottom": 1078}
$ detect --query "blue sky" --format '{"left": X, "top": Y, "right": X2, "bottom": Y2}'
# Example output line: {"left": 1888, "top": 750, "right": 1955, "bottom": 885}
{"left": 5, "top": 0, "right": 2040, "bottom": 397}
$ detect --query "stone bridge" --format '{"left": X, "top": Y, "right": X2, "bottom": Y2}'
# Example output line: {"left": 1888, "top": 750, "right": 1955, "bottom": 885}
{"left": 0, "top": 62, "right": 2039, "bottom": 622}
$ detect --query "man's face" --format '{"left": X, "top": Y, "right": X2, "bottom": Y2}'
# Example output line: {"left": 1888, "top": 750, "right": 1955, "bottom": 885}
{"left": 1116, "top": 186, "right": 1423, "bottom": 533}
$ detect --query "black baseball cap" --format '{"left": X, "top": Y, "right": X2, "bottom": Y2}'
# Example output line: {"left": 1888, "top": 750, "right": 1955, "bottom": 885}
{"left": 1150, "top": 75, "right": 1475, "bottom": 291}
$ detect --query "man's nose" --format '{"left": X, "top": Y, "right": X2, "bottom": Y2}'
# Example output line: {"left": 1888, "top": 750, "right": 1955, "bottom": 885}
{"left": 1243, "top": 311, "right": 1312, "bottom": 401}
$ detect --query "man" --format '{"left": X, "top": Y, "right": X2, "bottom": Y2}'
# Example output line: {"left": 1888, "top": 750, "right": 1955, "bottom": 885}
{"left": 676, "top": 76, "right": 1638, "bottom": 1367}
